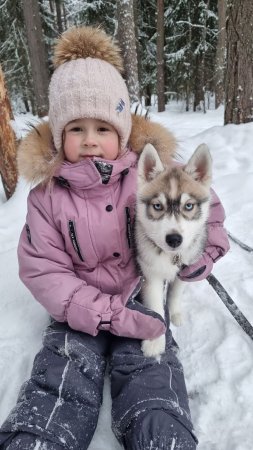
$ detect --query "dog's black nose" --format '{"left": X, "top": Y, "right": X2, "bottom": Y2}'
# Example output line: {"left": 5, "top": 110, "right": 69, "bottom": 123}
{"left": 166, "top": 233, "right": 182, "bottom": 248}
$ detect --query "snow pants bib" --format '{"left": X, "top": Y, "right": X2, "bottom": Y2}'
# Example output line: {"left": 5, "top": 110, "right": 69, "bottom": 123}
{"left": 0, "top": 320, "right": 197, "bottom": 450}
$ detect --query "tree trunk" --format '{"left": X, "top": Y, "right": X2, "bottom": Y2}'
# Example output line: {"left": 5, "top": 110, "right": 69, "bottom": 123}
{"left": 193, "top": 56, "right": 203, "bottom": 111}
{"left": 194, "top": 0, "right": 209, "bottom": 112}
{"left": 116, "top": 0, "right": 140, "bottom": 103}
{"left": 55, "top": 0, "right": 64, "bottom": 34}
{"left": 133, "top": 0, "right": 141, "bottom": 93}
{"left": 0, "top": 66, "right": 18, "bottom": 199}
{"left": 225, "top": 0, "right": 253, "bottom": 124}
{"left": 49, "top": 0, "right": 54, "bottom": 13}
{"left": 185, "top": 2, "right": 192, "bottom": 112}
{"left": 157, "top": 0, "right": 165, "bottom": 112}
{"left": 62, "top": 1, "right": 68, "bottom": 29}
{"left": 22, "top": 0, "right": 50, "bottom": 117}
{"left": 215, "top": 0, "right": 226, "bottom": 108}
{"left": 145, "top": 84, "right": 152, "bottom": 107}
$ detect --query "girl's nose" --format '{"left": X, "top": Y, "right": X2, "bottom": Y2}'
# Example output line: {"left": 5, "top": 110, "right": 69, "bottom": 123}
{"left": 83, "top": 131, "right": 97, "bottom": 146}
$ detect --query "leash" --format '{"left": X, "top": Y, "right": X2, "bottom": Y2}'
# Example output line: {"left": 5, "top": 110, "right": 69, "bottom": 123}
{"left": 206, "top": 273, "right": 253, "bottom": 341}
{"left": 227, "top": 231, "right": 253, "bottom": 253}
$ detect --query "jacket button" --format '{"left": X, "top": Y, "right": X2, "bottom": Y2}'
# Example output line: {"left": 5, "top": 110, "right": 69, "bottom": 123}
{"left": 106, "top": 205, "right": 113, "bottom": 212}
{"left": 113, "top": 252, "right": 120, "bottom": 257}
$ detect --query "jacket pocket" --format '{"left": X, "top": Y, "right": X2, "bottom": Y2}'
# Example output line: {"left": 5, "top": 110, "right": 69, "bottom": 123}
{"left": 68, "top": 220, "right": 84, "bottom": 262}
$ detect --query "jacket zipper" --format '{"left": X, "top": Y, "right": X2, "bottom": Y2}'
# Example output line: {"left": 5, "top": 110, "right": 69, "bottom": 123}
{"left": 125, "top": 207, "right": 132, "bottom": 248}
{"left": 68, "top": 220, "right": 84, "bottom": 261}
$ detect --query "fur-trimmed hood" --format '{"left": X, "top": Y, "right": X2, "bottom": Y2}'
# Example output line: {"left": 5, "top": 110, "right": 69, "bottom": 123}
{"left": 17, "top": 114, "right": 177, "bottom": 184}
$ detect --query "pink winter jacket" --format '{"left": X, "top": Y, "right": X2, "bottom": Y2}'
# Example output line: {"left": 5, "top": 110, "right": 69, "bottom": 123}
{"left": 17, "top": 117, "right": 229, "bottom": 339}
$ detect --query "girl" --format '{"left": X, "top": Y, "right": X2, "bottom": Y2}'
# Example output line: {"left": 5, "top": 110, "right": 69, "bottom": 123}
{"left": 0, "top": 26, "right": 229, "bottom": 450}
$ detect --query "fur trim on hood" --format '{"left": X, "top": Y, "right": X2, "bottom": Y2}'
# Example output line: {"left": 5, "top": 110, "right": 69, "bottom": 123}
{"left": 17, "top": 115, "right": 177, "bottom": 184}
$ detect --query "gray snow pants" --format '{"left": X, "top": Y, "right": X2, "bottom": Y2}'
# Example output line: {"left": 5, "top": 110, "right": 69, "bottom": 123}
{"left": 0, "top": 320, "right": 197, "bottom": 450}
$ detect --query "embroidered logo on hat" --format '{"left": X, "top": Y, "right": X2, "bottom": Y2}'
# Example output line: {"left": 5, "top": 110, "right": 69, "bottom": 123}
{"left": 116, "top": 98, "right": 125, "bottom": 113}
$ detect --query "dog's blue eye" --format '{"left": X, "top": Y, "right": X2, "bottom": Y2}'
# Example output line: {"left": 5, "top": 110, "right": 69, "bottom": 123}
{"left": 153, "top": 203, "right": 163, "bottom": 211}
{"left": 185, "top": 202, "right": 194, "bottom": 211}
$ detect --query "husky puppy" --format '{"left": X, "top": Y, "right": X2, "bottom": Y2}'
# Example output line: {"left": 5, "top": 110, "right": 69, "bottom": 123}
{"left": 136, "top": 143, "right": 212, "bottom": 358}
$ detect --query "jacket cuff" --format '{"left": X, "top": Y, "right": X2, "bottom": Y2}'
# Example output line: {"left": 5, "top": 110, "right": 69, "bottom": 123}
{"left": 67, "top": 303, "right": 101, "bottom": 335}
{"left": 178, "top": 254, "right": 213, "bottom": 282}
{"left": 66, "top": 287, "right": 112, "bottom": 335}
{"left": 205, "top": 246, "right": 222, "bottom": 263}
{"left": 97, "top": 311, "right": 112, "bottom": 331}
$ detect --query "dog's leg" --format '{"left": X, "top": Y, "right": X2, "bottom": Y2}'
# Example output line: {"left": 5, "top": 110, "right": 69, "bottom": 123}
{"left": 168, "top": 277, "right": 185, "bottom": 326}
{"left": 141, "top": 277, "right": 166, "bottom": 359}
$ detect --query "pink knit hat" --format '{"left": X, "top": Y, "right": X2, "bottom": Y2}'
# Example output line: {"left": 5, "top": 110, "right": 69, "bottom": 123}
{"left": 49, "top": 27, "right": 132, "bottom": 152}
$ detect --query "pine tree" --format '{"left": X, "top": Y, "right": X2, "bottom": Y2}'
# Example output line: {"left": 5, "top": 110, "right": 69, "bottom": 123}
{"left": 215, "top": 0, "right": 226, "bottom": 108}
{"left": 0, "top": 0, "right": 35, "bottom": 113}
{"left": 22, "top": 0, "right": 50, "bottom": 117}
{"left": 63, "top": 0, "right": 116, "bottom": 34}
{"left": 225, "top": 0, "right": 253, "bottom": 124}
{"left": 135, "top": 0, "right": 157, "bottom": 106}
{"left": 164, "top": 0, "right": 218, "bottom": 111}
{"left": 0, "top": 0, "right": 222, "bottom": 115}
{"left": 157, "top": 0, "right": 165, "bottom": 112}
{"left": 116, "top": 0, "right": 140, "bottom": 103}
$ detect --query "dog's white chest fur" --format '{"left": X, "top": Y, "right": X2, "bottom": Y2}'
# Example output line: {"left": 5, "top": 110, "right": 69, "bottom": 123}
{"left": 138, "top": 240, "right": 180, "bottom": 281}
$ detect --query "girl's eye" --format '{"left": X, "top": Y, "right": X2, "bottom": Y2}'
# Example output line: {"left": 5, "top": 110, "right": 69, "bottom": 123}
{"left": 70, "top": 127, "right": 82, "bottom": 132}
{"left": 98, "top": 127, "right": 109, "bottom": 132}
{"left": 153, "top": 203, "right": 163, "bottom": 211}
{"left": 185, "top": 202, "right": 194, "bottom": 211}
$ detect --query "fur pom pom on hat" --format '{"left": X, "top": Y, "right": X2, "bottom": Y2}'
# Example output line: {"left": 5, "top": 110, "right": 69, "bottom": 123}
{"left": 49, "top": 26, "right": 131, "bottom": 152}
{"left": 53, "top": 26, "right": 124, "bottom": 72}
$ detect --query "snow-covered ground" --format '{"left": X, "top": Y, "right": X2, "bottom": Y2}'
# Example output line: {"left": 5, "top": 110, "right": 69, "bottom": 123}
{"left": 0, "top": 104, "right": 253, "bottom": 450}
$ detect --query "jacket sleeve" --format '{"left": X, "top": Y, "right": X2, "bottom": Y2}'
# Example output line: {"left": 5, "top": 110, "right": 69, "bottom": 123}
{"left": 178, "top": 189, "right": 230, "bottom": 282}
{"left": 18, "top": 188, "right": 116, "bottom": 335}
{"left": 18, "top": 189, "right": 166, "bottom": 339}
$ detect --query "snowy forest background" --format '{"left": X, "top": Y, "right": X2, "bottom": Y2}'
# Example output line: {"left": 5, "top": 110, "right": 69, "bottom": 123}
{"left": 1, "top": 0, "right": 253, "bottom": 201}
{"left": 1, "top": 0, "right": 253, "bottom": 125}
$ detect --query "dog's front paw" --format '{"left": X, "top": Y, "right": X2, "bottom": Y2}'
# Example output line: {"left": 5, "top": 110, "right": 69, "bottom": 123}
{"left": 171, "top": 312, "right": 183, "bottom": 327}
{"left": 141, "top": 334, "right": 166, "bottom": 360}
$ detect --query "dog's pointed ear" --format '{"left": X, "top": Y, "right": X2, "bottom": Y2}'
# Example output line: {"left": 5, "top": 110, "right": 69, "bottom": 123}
{"left": 138, "top": 143, "right": 164, "bottom": 182}
{"left": 184, "top": 143, "right": 212, "bottom": 187}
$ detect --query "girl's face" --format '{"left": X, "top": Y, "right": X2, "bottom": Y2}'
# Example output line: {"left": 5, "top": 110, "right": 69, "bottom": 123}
{"left": 63, "top": 118, "right": 120, "bottom": 163}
